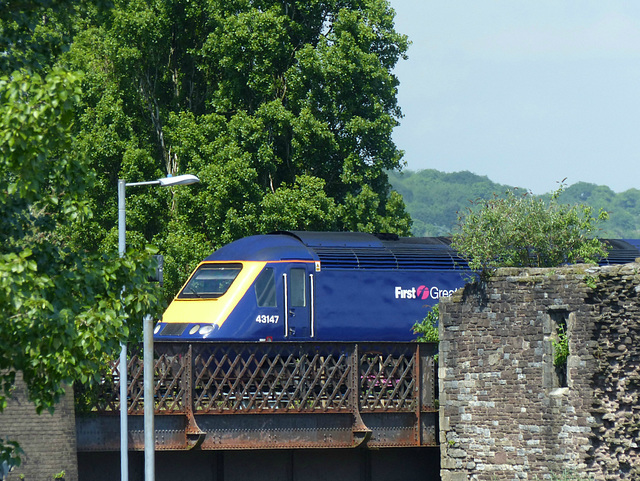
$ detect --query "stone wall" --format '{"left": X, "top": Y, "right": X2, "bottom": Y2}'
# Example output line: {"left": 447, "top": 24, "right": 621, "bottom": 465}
{"left": 438, "top": 263, "right": 640, "bottom": 481}
{"left": 1, "top": 374, "right": 79, "bottom": 481}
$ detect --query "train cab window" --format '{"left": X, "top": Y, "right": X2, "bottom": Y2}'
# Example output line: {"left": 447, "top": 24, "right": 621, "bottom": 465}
{"left": 178, "top": 263, "right": 242, "bottom": 299}
{"left": 289, "top": 268, "right": 306, "bottom": 307}
{"left": 255, "top": 267, "right": 276, "bottom": 307}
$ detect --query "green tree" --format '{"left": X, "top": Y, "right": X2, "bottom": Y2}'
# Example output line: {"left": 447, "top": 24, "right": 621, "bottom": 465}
{"left": 62, "top": 0, "right": 412, "bottom": 300}
{"left": 0, "top": 67, "right": 160, "bottom": 466}
{"left": 554, "top": 182, "right": 640, "bottom": 238}
{"left": 412, "top": 304, "right": 439, "bottom": 343}
{"left": 451, "top": 185, "right": 609, "bottom": 274}
{"left": 388, "top": 169, "right": 521, "bottom": 237}
{"left": 389, "top": 169, "right": 640, "bottom": 239}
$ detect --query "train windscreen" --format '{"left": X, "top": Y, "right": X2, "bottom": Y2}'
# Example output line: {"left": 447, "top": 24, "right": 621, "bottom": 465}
{"left": 177, "top": 263, "right": 242, "bottom": 299}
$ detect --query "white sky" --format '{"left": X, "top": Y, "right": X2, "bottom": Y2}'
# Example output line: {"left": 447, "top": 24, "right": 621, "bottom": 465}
{"left": 390, "top": 1, "right": 640, "bottom": 194}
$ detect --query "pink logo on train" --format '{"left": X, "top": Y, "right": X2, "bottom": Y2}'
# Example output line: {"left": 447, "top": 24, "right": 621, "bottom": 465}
{"left": 416, "top": 286, "right": 429, "bottom": 299}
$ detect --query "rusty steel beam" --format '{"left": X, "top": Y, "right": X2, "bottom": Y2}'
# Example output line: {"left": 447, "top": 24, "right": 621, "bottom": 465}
{"left": 76, "top": 411, "right": 439, "bottom": 451}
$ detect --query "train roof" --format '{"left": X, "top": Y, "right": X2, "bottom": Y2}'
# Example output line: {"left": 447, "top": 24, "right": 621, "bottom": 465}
{"left": 601, "top": 239, "right": 640, "bottom": 265}
{"left": 204, "top": 232, "right": 640, "bottom": 270}
{"left": 204, "top": 234, "right": 315, "bottom": 263}
{"left": 205, "top": 231, "right": 468, "bottom": 270}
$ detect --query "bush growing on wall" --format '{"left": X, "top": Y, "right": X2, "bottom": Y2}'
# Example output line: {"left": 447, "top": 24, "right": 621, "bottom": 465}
{"left": 451, "top": 183, "right": 609, "bottom": 274}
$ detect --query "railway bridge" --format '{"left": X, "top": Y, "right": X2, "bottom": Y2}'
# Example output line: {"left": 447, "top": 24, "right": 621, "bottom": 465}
{"left": 74, "top": 341, "right": 440, "bottom": 480}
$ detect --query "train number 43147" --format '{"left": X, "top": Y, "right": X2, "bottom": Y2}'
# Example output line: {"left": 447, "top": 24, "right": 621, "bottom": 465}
{"left": 256, "top": 315, "right": 279, "bottom": 324}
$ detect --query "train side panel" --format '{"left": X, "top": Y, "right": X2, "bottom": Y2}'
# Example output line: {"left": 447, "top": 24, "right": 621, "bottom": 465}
{"left": 310, "top": 268, "right": 468, "bottom": 341}
{"left": 208, "top": 265, "right": 468, "bottom": 342}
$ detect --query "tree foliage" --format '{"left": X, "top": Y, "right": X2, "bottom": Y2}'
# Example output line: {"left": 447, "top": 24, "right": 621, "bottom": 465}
{"left": 389, "top": 169, "right": 640, "bottom": 239}
{"left": 451, "top": 185, "right": 609, "bottom": 273}
{"left": 412, "top": 304, "right": 439, "bottom": 343}
{"left": 0, "top": 61, "right": 161, "bottom": 467}
{"left": 0, "top": 0, "right": 411, "bottom": 426}
{"left": 388, "top": 169, "right": 519, "bottom": 237}
{"left": 1, "top": 1, "right": 411, "bottom": 459}
{"left": 553, "top": 182, "right": 640, "bottom": 238}
{"left": 61, "top": 0, "right": 412, "bottom": 301}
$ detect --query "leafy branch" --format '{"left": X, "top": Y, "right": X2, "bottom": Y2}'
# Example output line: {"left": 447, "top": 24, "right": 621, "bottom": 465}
{"left": 412, "top": 304, "right": 439, "bottom": 343}
{"left": 451, "top": 183, "right": 609, "bottom": 275}
{"left": 552, "top": 325, "right": 569, "bottom": 368}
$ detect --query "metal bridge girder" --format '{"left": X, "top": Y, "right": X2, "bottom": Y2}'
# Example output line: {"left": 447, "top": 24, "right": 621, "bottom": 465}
{"left": 75, "top": 342, "right": 438, "bottom": 451}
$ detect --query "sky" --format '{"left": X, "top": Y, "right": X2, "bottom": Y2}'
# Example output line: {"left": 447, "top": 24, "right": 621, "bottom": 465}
{"left": 390, "top": 1, "right": 640, "bottom": 194}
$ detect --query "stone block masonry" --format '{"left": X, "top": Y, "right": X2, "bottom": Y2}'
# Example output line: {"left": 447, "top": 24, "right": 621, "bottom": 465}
{"left": 439, "top": 263, "right": 640, "bottom": 481}
{"left": 1, "top": 373, "right": 78, "bottom": 481}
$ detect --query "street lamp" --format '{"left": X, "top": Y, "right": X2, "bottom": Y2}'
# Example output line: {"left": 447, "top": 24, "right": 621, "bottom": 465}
{"left": 117, "top": 174, "right": 200, "bottom": 481}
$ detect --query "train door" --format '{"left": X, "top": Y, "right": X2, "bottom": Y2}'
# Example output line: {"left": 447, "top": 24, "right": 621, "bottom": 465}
{"left": 283, "top": 264, "right": 314, "bottom": 339}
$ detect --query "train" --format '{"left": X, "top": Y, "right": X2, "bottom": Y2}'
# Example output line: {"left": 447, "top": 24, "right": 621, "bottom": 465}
{"left": 153, "top": 231, "right": 640, "bottom": 343}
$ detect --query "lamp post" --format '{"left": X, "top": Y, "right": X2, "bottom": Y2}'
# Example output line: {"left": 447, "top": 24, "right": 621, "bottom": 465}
{"left": 117, "top": 174, "right": 200, "bottom": 481}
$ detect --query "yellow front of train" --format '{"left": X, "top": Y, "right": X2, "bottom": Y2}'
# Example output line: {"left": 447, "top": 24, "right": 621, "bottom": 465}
{"left": 156, "top": 261, "right": 266, "bottom": 339}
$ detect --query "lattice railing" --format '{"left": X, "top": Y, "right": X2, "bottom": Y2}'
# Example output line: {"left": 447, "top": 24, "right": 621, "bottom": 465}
{"left": 75, "top": 342, "right": 436, "bottom": 415}
{"left": 191, "top": 344, "right": 353, "bottom": 413}
{"left": 359, "top": 350, "right": 417, "bottom": 411}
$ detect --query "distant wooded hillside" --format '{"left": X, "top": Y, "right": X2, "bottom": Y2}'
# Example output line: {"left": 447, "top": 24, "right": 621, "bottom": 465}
{"left": 388, "top": 169, "right": 640, "bottom": 239}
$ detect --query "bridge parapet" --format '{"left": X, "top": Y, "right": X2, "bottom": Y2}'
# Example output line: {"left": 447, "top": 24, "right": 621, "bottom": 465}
{"left": 76, "top": 342, "right": 438, "bottom": 451}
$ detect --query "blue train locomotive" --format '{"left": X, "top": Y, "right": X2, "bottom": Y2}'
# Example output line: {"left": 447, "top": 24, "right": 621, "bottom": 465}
{"left": 153, "top": 232, "right": 640, "bottom": 343}
{"left": 154, "top": 231, "right": 472, "bottom": 342}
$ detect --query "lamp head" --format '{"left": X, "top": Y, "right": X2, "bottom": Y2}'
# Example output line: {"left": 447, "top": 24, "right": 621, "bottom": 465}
{"left": 158, "top": 174, "right": 200, "bottom": 186}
